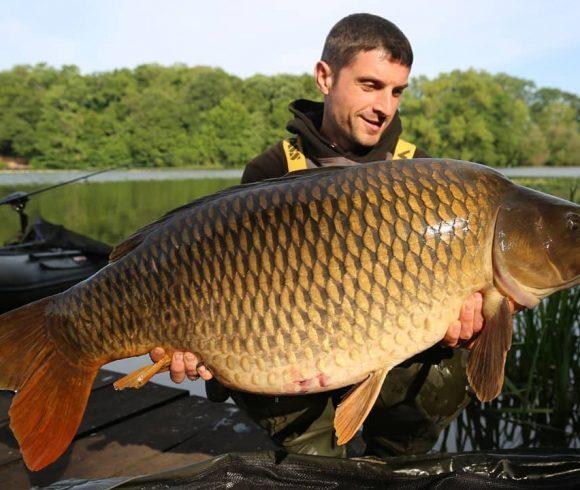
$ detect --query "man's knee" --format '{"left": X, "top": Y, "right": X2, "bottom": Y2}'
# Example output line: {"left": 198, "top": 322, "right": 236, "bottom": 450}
{"left": 363, "top": 350, "right": 471, "bottom": 456}
{"left": 230, "top": 389, "right": 346, "bottom": 458}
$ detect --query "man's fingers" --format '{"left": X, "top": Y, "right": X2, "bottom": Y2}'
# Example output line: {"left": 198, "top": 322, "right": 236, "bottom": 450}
{"left": 458, "top": 296, "right": 475, "bottom": 340}
{"left": 150, "top": 347, "right": 170, "bottom": 372}
{"left": 170, "top": 352, "right": 186, "bottom": 383}
{"left": 197, "top": 363, "right": 214, "bottom": 381}
{"left": 184, "top": 352, "right": 200, "bottom": 380}
{"left": 157, "top": 350, "right": 213, "bottom": 383}
{"left": 472, "top": 292, "right": 484, "bottom": 335}
{"left": 443, "top": 320, "right": 461, "bottom": 347}
{"left": 149, "top": 346, "right": 165, "bottom": 363}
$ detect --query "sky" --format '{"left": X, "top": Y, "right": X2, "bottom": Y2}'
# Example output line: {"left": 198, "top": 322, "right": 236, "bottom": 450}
{"left": 0, "top": 0, "right": 578, "bottom": 94}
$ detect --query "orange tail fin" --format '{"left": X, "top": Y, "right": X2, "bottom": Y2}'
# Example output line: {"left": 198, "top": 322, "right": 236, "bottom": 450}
{"left": 0, "top": 298, "right": 99, "bottom": 471}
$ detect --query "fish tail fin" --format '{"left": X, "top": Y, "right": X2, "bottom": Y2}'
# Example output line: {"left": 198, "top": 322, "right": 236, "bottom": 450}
{"left": 0, "top": 298, "right": 99, "bottom": 471}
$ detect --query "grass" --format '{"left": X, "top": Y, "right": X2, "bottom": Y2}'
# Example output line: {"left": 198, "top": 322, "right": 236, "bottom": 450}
{"left": 510, "top": 287, "right": 578, "bottom": 436}
{"left": 437, "top": 286, "right": 579, "bottom": 452}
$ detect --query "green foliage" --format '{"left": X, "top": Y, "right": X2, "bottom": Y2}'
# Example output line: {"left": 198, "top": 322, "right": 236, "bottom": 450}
{"left": 401, "top": 69, "right": 578, "bottom": 167}
{"left": 0, "top": 64, "right": 576, "bottom": 168}
{"left": 193, "top": 97, "right": 265, "bottom": 167}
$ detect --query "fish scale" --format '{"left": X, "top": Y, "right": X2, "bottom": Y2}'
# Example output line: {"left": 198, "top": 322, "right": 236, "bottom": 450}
{"left": 49, "top": 160, "right": 499, "bottom": 392}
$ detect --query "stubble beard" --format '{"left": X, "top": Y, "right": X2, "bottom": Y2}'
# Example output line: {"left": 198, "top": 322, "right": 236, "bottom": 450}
{"left": 350, "top": 114, "right": 389, "bottom": 148}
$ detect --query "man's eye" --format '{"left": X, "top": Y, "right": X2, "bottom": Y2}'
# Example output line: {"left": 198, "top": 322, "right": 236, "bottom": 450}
{"left": 393, "top": 88, "right": 406, "bottom": 97}
{"left": 361, "top": 83, "right": 375, "bottom": 91}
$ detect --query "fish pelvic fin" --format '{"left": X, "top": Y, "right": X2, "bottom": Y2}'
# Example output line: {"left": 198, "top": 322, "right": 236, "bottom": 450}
{"left": 334, "top": 367, "right": 390, "bottom": 445}
{"left": 0, "top": 298, "right": 99, "bottom": 471}
{"left": 467, "top": 290, "right": 513, "bottom": 402}
{"left": 113, "top": 353, "right": 172, "bottom": 390}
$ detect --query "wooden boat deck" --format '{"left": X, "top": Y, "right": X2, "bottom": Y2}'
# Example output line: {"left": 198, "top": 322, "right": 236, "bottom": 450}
{"left": 0, "top": 369, "right": 276, "bottom": 488}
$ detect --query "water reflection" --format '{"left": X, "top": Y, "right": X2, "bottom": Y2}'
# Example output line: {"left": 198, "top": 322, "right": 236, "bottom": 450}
{"left": 0, "top": 178, "right": 239, "bottom": 245}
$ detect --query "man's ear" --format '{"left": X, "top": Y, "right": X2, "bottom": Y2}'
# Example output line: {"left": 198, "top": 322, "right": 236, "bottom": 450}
{"left": 314, "top": 61, "right": 333, "bottom": 95}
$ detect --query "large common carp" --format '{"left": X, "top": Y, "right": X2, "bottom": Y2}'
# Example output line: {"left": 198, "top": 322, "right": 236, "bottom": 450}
{"left": 1, "top": 159, "right": 579, "bottom": 471}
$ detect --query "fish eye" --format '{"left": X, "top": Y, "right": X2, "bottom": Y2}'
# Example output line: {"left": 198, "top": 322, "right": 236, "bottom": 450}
{"left": 566, "top": 213, "right": 580, "bottom": 232}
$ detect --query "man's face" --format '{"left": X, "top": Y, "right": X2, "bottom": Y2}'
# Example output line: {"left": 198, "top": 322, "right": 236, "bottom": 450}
{"left": 316, "top": 49, "right": 410, "bottom": 151}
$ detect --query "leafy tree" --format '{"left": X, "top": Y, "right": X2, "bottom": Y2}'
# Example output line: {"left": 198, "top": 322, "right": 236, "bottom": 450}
{"left": 0, "top": 64, "right": 60, "bottom": 158}
{"left": 529, "top": 88, "right": 579, "bottom": 166}
{"left": 401, "top": 70, "right": 546, "bottom": 167}
{"left": 0, "top": 63, "right": 576, "bottom": 169}
{"left": 193, "top": 96, "right": 265, "bottom": 167}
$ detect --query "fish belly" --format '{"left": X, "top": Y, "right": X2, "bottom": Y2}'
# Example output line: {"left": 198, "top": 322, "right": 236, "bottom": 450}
{"left": 191, "top": 292, "right": 466, "bottom": 396}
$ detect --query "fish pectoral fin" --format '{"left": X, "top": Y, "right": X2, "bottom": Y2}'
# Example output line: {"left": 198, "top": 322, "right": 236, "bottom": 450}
{"left": 113, "top": 354, "right": 172, "bottom": 390}
{"left": 334, "top": 367, "right": 390, "bottom": 445}
{"left": 467, "top": 290, "right": 513, "bottom": 402}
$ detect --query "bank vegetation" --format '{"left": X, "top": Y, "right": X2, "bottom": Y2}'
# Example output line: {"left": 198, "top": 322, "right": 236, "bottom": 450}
{"left": 0, "top": 64, "right": 577, "bottom": 169}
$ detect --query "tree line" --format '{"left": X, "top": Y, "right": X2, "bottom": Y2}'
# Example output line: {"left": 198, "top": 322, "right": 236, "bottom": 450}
{"left": 0, "top": 63, "right": 577, "bottom": 169}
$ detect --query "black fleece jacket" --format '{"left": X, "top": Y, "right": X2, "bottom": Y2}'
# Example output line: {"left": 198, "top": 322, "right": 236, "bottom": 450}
{"left": 242, "top": 99, "right": 428, "bottom": 184}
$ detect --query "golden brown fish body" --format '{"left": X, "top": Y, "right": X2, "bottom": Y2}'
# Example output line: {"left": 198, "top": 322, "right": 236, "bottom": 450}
{"left": 51, "top": 159, "right": 504, "bottom": 392}
{"left": 2, "top": 158, "right": 579, "bottom": 470}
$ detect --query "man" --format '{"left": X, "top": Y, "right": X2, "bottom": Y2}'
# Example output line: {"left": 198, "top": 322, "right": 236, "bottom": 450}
{"left": 151, "top": 13, "right": 486, "bottom": 457}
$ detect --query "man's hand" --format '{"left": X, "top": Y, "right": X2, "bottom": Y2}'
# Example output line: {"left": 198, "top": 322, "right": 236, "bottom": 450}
{"left": 443, "top": 292, "right": 484, "bottom": 349}
{"left": 442, "top": 292, "right": 518, "bottom": 349}
{"left": 149, "top": 347, "right": 213, "bottom": 384}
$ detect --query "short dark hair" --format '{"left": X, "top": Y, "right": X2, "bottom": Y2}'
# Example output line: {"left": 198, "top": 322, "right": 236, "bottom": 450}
{"left": 321, "top": 14, "right": 413, "bottom": 73}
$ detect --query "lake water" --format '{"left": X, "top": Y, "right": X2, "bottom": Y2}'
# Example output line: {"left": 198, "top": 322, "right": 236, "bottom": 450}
{"left": 1, "top": 169, "right": 578, "bottom": 445}
{"left": 1, "top": 168, "right": 577, "bottom": 246}
{"left": 0, "top": 176, "right": 240, "bottom": 245}
{"left": 1, "top": 166, "right": 578, "bottom": 187}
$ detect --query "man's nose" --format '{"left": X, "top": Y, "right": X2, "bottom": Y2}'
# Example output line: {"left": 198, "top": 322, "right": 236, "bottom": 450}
{"left": 373, "top": 93, "right": 394, "bottom": 117}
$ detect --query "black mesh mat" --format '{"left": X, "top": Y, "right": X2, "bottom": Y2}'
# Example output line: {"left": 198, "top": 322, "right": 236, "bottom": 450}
{"left": 46, "top": 450, "right": 580, "bottom": 489}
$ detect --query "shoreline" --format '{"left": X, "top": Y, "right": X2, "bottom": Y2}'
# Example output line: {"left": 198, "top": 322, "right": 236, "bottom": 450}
{"left": 0, "top": 168, "right": 244, "bottom": 185}
{"left": 0, "top": 166, "right": 578, "bottom": 186}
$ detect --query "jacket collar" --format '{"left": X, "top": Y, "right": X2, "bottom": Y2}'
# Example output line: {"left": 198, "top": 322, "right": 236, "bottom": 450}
{"left": 286, "top": 99, "right": 403, "bottom": 164}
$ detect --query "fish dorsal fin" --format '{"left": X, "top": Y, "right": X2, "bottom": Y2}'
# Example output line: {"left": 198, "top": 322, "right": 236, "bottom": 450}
{"left": 467, "top": 289, "right": 513, "bottom": 402}
{"left": 282, "top": 165, "right": 349, "bottom": 177}
{"left": 109, "top": 166, "right": 349, "bottom": 263}
{"left": 334, "top": 367, "right": 390, "bottom": 445}
{"left": 109, "top": 216, "right": 172, "bottom": 262}
{"left": 109, "top": 230, "right": 150, "bottom": 262}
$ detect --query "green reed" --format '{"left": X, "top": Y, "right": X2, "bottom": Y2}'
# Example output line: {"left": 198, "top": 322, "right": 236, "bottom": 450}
{"left": 507, "top": 286, "right": 579, "bottom": 444}
{"left": 437, "top": 286, "right": 580, "bottom": 452}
